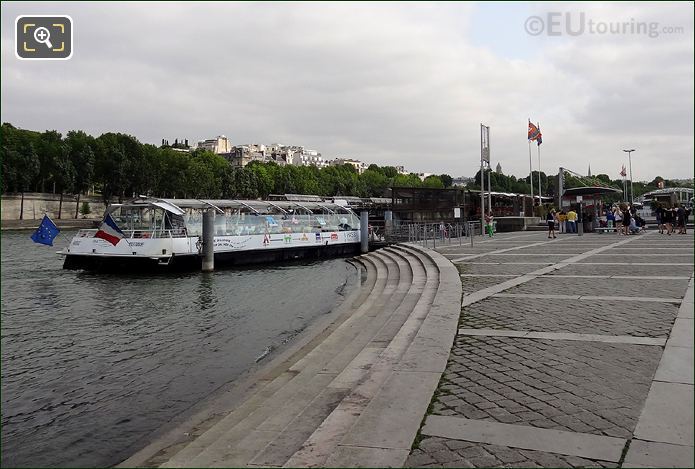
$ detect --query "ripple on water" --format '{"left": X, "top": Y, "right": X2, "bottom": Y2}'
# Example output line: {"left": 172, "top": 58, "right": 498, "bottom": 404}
{"left": 1, "top": 230, "right": 357, "bottom": 467}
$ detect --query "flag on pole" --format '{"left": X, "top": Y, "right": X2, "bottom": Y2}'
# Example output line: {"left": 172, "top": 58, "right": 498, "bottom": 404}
{"left": 619, "top": 165, "right": 627, "bottom": 177}
{"left": 95, "top": 213, "right": 125, "bottom": 246}
{"left": 535, "top": 123, "right": 542, "bottom": 145}
{"left": 528, "top": 121, "right": 541, "bottom": 142}
{"left": 30, "top": 214, "right": 60, "bottom": 246}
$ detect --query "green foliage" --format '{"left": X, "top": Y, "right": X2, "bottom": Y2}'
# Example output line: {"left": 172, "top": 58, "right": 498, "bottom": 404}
{"left": 79, "top": 201, "right": 91, "bottom": 217}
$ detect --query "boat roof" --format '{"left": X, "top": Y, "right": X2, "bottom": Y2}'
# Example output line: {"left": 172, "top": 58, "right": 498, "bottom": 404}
{"left": 124, "top": 198, "right": 355, "bottom": 214}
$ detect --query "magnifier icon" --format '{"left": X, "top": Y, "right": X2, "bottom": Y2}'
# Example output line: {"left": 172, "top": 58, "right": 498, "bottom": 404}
{"left": 33, "top": 27, "right": 53, "bottom": 49}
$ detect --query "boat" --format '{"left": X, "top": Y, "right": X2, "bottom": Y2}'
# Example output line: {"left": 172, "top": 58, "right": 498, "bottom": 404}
{"left": 61, "top": 197, "right": 362, "bottom": 271}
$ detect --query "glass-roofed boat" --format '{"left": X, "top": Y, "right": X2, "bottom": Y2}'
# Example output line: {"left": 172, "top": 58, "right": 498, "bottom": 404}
{"left": 61, "top": 197, "right": 362, "bottom": 270}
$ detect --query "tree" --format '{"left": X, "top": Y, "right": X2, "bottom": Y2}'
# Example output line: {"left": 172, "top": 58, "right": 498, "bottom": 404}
{"left": 66, "top": 131, "right": 95, "bottom": 218}
{"left": 422, "top": 175, "right": 444, "bottom": 188}
{"left": 439, "top": 174, "right": 453, "bottom": 188}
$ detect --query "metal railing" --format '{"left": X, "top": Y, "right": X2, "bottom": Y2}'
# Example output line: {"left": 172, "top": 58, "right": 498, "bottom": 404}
{"left": 384, "top": 221, "right": 483, "bottom": 248}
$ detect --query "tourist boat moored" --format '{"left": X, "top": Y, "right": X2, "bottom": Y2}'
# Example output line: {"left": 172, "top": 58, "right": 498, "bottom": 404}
{"left": 61, "top": 198, "right": 362, "bottom": 271}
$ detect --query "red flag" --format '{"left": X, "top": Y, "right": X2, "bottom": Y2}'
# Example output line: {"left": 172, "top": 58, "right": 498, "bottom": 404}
{"left": 619, "top": 165, "right": 627, "bottom": 177}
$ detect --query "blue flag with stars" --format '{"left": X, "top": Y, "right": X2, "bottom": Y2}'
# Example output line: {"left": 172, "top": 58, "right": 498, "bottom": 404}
{"left": 30, "top": 215, "right": 60, "bottom": 246}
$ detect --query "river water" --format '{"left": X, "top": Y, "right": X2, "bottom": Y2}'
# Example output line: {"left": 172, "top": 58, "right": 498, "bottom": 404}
{"left": 1, "top": 230, "right": 358, "bottom": 468}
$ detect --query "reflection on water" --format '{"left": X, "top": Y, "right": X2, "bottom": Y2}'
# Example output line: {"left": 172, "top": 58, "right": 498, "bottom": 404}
{"left": 1, "top": 230, "right": 356, "bottom": 467}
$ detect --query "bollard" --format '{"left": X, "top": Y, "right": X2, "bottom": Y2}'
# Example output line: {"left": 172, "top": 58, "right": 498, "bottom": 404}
{"left": 360, "top": 210, "right": 369, "bottom": 253}
{"left": 202, "top": 209, "right": 215, "bottom": 272}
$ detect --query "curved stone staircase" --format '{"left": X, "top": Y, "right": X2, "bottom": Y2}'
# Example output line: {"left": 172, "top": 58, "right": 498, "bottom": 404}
{"left": 122, "top": 244, "right": 462, "bottom": 468}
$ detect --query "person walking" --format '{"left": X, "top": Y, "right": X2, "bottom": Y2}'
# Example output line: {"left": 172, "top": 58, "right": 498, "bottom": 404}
{"left": 547, "top": 209, "right": 557, "bottom": 238}
{"left": 663, "top": 206, "right": 673, "bottom": 235}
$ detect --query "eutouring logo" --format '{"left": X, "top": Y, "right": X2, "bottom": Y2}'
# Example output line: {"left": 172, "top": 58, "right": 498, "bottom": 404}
{"left": 524, "top": 12, "right": 684, "bottom": 39}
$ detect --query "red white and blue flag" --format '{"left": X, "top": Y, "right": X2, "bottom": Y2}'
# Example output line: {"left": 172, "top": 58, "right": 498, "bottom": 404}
{"left": 95, "top": 213, "right": 125, "bottom": 246}
{"left": 528, "top": 121, "right": 542, "bottom": 145}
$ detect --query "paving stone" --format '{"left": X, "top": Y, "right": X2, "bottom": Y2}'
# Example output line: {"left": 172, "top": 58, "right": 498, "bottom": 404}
{"left": 548, "top": 263, "right": 694, "bottom": 277}
{"left": 503, "top": 276, "right": 689, "bottom": 299}
{"left": 429, "top": 336, "right": 661, "bottom": 436}
{"left": 461, "top": 297, "right": 678, "bottom": 337}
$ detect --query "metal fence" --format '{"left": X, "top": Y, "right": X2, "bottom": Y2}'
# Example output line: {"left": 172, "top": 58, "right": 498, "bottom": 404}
{"left": 384, "top": 221, "right": 483, "bottom": 248}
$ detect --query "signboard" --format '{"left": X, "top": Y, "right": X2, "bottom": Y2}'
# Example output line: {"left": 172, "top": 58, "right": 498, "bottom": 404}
{"left": 576, "top": 196, "right": 583, "bottom": 203}
{"left": 454, "top": 207, "right": 461, "bottom": 219}
{"left": 480, "top": 124, "right": 490, "bottom": 163}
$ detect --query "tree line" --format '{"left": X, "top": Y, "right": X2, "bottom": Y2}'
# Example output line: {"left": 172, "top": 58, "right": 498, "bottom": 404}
{"left": 1, "top": 123, "right": 453, "bottom": 216}
{"left": 3, "top": 123, "right": 687, "bottom": 218}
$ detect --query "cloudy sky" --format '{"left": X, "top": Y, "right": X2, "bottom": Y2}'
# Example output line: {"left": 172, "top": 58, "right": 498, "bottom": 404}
{"left": 2, "top": 1, "right": 693, "bottom": 181}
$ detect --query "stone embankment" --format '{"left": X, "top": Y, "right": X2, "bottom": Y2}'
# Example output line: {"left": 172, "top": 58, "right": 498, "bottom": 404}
{"left": 119, "top": 244, "right": 462, "bottom": 468}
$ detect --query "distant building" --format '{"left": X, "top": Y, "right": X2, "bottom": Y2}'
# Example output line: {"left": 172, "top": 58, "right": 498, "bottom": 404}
{"left": 417, "top": 172, "right": 432, "bottom": 181}
{"left": 395, "top": 165, "right": 408, "bottom": 175}
{"left": 332, "top": 158, "right": 367, "bottom": 174}
{"left": 292, "top": 148, "right": 329, "bottom": 168}
{"left": 161, "top": 138, "right": 192, "bottom": 153}
{"left": 197, "top": 135, "right": 232, "bottom": 154}
{"left": 496, "top": 162, "right": 503, "bottom": 174}
{"left": 587, "top": 164, "right": 592, "bottom": 177}
{"left": 452, "top": 176, "right": 474, "bottom": 187}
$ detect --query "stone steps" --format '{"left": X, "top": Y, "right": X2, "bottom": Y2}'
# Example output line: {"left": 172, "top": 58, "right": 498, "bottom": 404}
{"left": 156, "top": 244, "right": 462, "bottom": 468}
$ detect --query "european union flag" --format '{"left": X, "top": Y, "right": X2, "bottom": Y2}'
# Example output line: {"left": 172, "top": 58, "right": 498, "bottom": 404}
{"left": 30, "top": 215, "right": 60, "bottom": 246}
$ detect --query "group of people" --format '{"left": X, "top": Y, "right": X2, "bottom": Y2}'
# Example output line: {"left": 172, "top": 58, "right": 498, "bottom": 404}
{"left": 655, "top": 204, "right": 691, "bottom": 235}
{"left": 546, "top": 209, "right": 578, "bottom": 237}
{"left": 544, "top": 202, "right": 691, "bottom": 237}
{"left": 605, "top": 205, "right": 648, "bottom": 235}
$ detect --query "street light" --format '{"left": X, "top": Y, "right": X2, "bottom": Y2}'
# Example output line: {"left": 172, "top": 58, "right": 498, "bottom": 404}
{"left": 623, "top": 149, "right": 636, "bottom": 203}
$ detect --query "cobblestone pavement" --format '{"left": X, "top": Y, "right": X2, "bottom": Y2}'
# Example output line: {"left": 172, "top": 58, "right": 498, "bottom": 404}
{"left": 409, "top": 436, "right": 617, "bottom": 468}
{"left": 406, "top": 231, "right": 694, "bottom": 468}
{"left": 546, "top": 263, "right": 695, "bottom": 277}
{"left": 462, "top": 297, "right": 679, "bottom": 337}
{"left": 503, "top": 276, "right": 689, "bottom": 298}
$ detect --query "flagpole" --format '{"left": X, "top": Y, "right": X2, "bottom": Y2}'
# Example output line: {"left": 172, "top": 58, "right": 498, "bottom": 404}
{"left": 528, "top": 137, "right": 534, "bottom": 213}
{"left": 537, "top": 122, "right": 542, "bottom": 204}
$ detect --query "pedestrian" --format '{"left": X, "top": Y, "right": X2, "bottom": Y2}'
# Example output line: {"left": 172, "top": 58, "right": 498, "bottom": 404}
{"left": 566, "top": 208, "right": 577, "bottom": 233}
{"left": 683, "top": 206, "right": 691, "bottom": 234}
{"left": 484, "top": 211, "right": 494, "bottom": 237}
{"left": 676, "top": 204, "right": 686, "bottom": 234}
{"left": 663, "top": 206, "right": 673, "bottom": 235}
{"left": 655, "top": 203, "right": 664, "bottom": 234}
{"left": 547, "top": 209, "right": 557, "bottom": 238}
{"left": 558, "top": 210, "right": 567, "bottom": 233}
{"left": 621, "top": 206, "right": 631, "bottom": 236}
{"left": 606, "top": 207, "right": 615, "bottom": 231}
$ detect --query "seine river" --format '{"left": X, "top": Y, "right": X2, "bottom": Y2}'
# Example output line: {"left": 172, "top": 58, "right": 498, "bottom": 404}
{"left": 1, "top": 230, "right": 358, "bottom": 467}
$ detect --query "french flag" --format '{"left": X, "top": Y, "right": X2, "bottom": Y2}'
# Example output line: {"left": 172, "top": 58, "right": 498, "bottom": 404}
{"left": 95, "top": 213, "right": 126, "bottom": 246}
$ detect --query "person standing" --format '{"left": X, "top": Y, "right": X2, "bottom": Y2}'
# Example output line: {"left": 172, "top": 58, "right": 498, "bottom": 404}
{"left": 547, "top": 209, "right": 557, "bottom": 239}
{"left": 484, "top": 211, "right": 494, "bottom": 237}
{"left": 655, "top": 203, "right": 664, "bottom": 234}
{"left": 621, "top": 206, "right": 631, "bottom": 235}
{"left": 558, "top": 210, "right": 567, "bottom": 233}
{"left": 606, "top": 206, "right": 615, "bottom": 231}
{"left": 566, "top": 208, "right": 577, "bottom": 233}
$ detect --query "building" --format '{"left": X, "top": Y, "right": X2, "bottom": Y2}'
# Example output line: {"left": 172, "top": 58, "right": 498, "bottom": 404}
{"left": 197, "top": 135, "right": 232, "bottom": 154}
{"left": 496, "top": 162, "right": 503, "bottom": 174}
{"left": 451, "top": 176, "right": 474, "bottom": 187}
{"left": 395, "top": 165, "right": 408, "bottom": 175}
{"left": 331, "top": 158, "right": 368, "bottom": 174}
{"left": 292, "top": 148, "right": 329, "bottom": 168}
{"left": 417, "top": 172, "right": 433, "bottom": 181}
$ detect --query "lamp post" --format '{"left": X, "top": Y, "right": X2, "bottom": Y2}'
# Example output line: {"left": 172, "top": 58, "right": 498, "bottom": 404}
{"left": 623, "top": 149, "right": 635, "bottom": 203}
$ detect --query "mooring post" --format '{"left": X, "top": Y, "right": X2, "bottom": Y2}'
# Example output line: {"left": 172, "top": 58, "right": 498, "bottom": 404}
{"left": 202, "top": 209, "right": 215, "bottom": 271}
{"left": 360, "top": 210, "right": 369, "bottom": 253}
